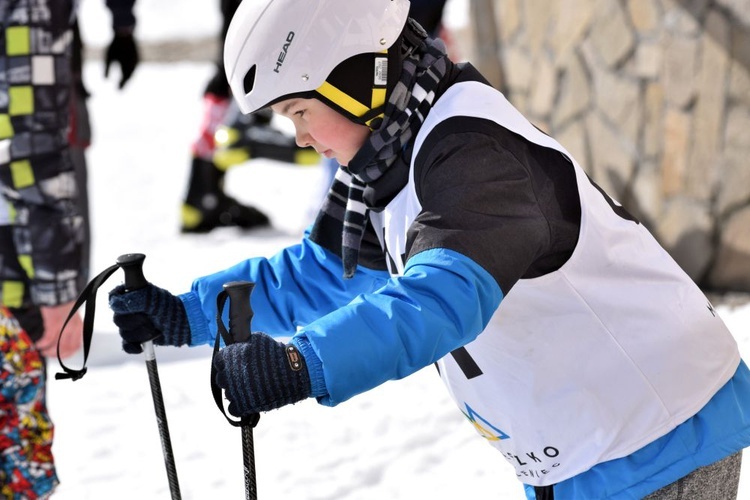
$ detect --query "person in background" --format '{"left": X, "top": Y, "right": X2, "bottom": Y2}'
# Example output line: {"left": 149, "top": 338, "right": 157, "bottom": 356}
{"left": 180, "top": 0, "right": 319, "bottom": 234}
{"left": 0, "top": 1, "right": 138, "bottom": 496}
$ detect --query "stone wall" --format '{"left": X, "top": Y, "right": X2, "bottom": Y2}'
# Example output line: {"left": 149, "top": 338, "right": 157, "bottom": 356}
{"left": 474, "top": 0, "right": 750, "bottom": 291}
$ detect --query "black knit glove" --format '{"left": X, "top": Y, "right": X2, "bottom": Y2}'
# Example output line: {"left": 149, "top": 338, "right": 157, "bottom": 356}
{"left": 108, "top": 284, "right": 191, "bottom": 354}
{"left": 213, "top": 333, "right": 312, "bottom": 416}
{"left": 104, "top": 30, "right": 139, "bottom": 89}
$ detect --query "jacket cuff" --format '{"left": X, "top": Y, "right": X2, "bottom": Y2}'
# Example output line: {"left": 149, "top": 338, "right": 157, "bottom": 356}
{"left": 178, "top": 291, "right": 211, "bottom": 346}
{"left": 30, "top": 277, "right": 80, "bottom": 307}
{"left": 290, "top": 335, "right": 327, "bottom": 398}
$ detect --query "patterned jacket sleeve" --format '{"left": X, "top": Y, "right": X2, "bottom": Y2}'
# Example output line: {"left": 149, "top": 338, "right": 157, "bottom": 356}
{"left": 0, "top": 2, "right": 83, "bottom": 308}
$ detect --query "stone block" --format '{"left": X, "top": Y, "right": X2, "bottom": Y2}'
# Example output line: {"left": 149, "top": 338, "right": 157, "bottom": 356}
{"left": 643, "top": 82, "right": 664, "bottom": 159}
{"left": 729, "top": 28, "right": 750, "bottom": 105}
{"left": 529, "top": 54, "right": 557, "bottom": 117}
{"left": 717, "top": 106, "right": 750, "bottom": 213}
{"left": 708, "top": 206, "right": 750, "bottom": 291}
{"left": 553, "top": 51, "right": 591, "bottom": 128}
{"left": 663, "top": 0, "right": 708, "bottom": 35}
{"left": 631, "top": 160, "right": 664, "bottom": 227}
{"left": 593, "top": 69, "right": 641, "bottom": 149}
{"left": 556, "top": 119, "right": 590, "bottom": 173}
{"left": 655, "top": 197, "right": 713, "bottom": 281}
{"left": 662, "top": 34, "right": 698, "bottom": 108}
{"left": 687, "top": 9, "right": 729, "bottom": 200}
{"left": 725, "top": 105, "right": 750, "bottom": 151}
{"left": 660, "top": 107, "right": 691, "bottom": 196}
{"left": 502, "top": 46, "right": 534, "bottom": 92}
{"left": 634, "top": 41, "right": 662, "bottom": 79}
{"left": 525, "top": 0, "right": 552, "bottom": 53}
{"left": 586, "top": 112, "right": 636, "bottom": 199}
{"left": 718, "top": 149, "right": 750, "bottom": 215}
{"left": 496, "top": 0, "right": 522, "bottom": 42}
{"left": 715, "top": 0, "right": 750, "bottom": 28}
{"left": 553, "top": 0, "right": 596, "bottom": 66}
{"left": 589, "top": 0, "right": 636, "bottom": 68}
{"left": 627, "top": 0, "right": 662, "bottom": 34}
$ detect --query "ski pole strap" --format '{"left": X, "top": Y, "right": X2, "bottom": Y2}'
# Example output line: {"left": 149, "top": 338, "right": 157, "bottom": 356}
{"left": 54, "top": 262, "right": 122, "bottom": 381}
{"left": 210, "top": 290, "right": 260, "bottom": 428}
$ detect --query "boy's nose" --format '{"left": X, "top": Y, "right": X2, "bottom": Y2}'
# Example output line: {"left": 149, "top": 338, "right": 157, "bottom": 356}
{"left": 295, "top": 130, "right": 312, "bottom": 148}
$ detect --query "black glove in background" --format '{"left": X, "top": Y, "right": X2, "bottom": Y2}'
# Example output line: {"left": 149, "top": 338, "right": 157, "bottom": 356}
{"left": 105, "top": 31, "right": 139, "bottom": 89}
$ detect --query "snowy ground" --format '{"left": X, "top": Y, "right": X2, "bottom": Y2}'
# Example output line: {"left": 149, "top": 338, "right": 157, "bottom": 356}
{"left": 42, "top": 2, "right": 750, "bottom": 498}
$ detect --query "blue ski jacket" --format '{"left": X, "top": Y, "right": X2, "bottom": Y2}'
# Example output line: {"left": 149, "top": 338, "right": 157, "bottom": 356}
{"left": 180, "top": 235, "right": 500, "bottom": 405}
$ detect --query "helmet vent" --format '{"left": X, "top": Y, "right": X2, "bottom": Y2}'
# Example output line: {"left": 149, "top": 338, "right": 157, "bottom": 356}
{"left": 243, "top": 65, "right": 257, "bottom": 94}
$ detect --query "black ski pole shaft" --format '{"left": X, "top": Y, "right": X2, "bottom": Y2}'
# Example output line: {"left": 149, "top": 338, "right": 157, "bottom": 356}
{"left": 223, "top": 281, "right": 258, "bottom": 500}
{"left": 117, "top": 253, "right": 182, "bottom": 500}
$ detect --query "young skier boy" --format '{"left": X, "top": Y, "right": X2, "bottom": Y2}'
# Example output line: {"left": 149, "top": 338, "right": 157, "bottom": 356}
{"left": 109, "top": 0, "right": 750, "bottom": 498}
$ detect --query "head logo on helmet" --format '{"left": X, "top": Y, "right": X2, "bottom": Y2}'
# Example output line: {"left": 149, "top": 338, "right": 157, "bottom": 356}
{"left": 273, "top": 32, "right": 295, "bottom": 74}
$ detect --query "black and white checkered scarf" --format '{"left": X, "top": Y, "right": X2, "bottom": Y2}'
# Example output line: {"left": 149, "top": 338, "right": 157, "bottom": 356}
{"left": 310, "top": 26, "right": 448, "bottom": 278}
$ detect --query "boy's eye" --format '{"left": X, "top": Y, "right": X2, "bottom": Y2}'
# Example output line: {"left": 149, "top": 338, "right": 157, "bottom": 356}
{"left": 294, "top": 109, "right": 306, "bottom": 118}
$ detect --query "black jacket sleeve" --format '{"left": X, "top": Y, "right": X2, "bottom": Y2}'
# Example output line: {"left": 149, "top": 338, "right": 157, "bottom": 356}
{"left": 408, "top": 116, "right": 581, "bottom": 295}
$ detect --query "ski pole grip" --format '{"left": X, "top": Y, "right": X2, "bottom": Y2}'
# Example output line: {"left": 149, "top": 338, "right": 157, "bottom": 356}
{"left": 223, "top": 281, "right": 255, "bottom": 344}
{"left": 117, "top": 253, "right": 149, "bottom": 291}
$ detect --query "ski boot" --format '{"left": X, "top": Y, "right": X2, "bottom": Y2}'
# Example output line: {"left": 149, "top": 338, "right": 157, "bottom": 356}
{"left": 181, "top": 157, "right": 270, "bottom": 234}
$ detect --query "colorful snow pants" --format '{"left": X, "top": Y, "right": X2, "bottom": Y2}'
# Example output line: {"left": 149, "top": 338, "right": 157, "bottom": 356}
{"left": 0, "top": 307, "right": 57, "bottom": 500}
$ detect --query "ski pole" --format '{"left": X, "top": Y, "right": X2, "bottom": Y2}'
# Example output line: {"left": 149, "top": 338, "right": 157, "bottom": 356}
{"left": 223, "top": 281, "right": 260, "bottom": 500}
{"left": 117, "top": 253, "right": 182, "bottom": 500}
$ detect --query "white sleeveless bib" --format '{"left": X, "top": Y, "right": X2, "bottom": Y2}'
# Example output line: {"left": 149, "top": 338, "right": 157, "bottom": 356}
{"left": 369, "top": 82, "right": 739, "bottom": 485}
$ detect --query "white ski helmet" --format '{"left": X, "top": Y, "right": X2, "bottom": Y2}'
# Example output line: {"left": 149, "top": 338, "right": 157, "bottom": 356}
{"left": 224, "top": 0, "right": 411, "bottom": 119}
